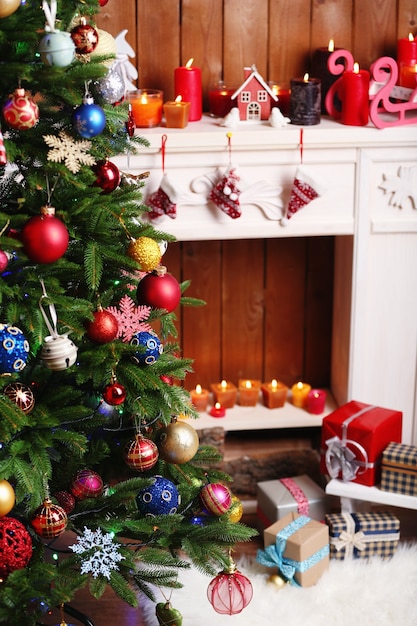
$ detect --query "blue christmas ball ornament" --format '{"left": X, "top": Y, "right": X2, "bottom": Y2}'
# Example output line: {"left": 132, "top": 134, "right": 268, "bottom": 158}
{"left": 136, "top": 475, "right": 180, "bottom": 516}
{"left": 0, "top": 324, "right": 30, "bottom": 374}
{"left": 130, "top": 330, "right": 163, "bottom": 365}
{"left": 72, "top": 95, "right": 106, "bottom": 138}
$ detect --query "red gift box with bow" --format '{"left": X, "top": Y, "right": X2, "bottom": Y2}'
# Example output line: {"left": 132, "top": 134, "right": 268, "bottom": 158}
{"left": 320, "top": 400, "right": 402, "bottom": 486}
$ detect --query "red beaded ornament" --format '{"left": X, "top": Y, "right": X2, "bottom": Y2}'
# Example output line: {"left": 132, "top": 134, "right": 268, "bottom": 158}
{"left": 200, "top": 483, "right": 232, "bottom": 516}
{"left": 70, "top": 469, "right": 104, "bottom": 500}
{"left": 124, "top": 434, "right": 159, "bottom": 471}
{"left": 0, "top": 516, "right": 32, "bottom": 579}
{"left": 85, "top": 309, "right": 118, "bottom": 343}
{"left": 30, "top": 498, "right": 68, "bottom": 538}
{"left": 207, "top": 560, "right": 253, "bottom": 615}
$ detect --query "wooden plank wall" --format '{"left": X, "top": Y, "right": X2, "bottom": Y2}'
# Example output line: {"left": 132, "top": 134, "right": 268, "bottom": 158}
{"left": 96, "top": 0, "right": 417, "bottom": 109}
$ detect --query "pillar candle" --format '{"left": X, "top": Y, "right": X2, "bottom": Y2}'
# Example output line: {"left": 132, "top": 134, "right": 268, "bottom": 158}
{"left": 190, "top": 384, "right": 209, "bottom": 412}
{"left": 238, "top": 379, "right": 261, "bottom": 406}
{"left": 397, "top": 33, "right": 417, "bottom": 87}
{"left": 261, "top": 379, "right": 288, "bottom": 409}
{"left": 289, "top": 74, "right": 321, "bottom": 125}
{"left": 311, "top": 39, "right": 341, "bottom": 113}
{"left": 127, "top": 89, "right": 163, "bottom": 128}
{"left": 210, "top": 380, "right": 237, "bottom": 408}
{"left": 174, "top": 58, "right": 202, "bottom": 121}
{"left": 341, "top": 63, "right": 370, "bottom": 126}
{"left": 306, "top": 388, "right": 327, "bottom": 414}
{"left": 291, "top": 382, "right": 312, "bottom": 408}
{"left": 163, "top": 97, "right": 190, "bottom": 128}
{"left": 208, "top": 82, "right": 235, "bottom": 118}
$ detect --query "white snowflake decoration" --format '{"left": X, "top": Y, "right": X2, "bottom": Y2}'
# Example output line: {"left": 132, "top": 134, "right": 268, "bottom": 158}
{"left": 106, "top": 294, "right": 152, "bottom": 342}
{"left": 44, "top": 131, "right": 96, "bottom": 174}
{"left": 69, "top": 526, "right": 124, "bottom": 580}
{"left": 379, "top": 165, "right": 417, "bottom": 209}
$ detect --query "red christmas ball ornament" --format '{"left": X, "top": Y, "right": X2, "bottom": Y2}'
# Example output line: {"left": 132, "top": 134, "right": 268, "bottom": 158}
{"left": 93, "top": 159, "right": 121, "bottom": 193}
{"left": 124, "top": 433, "right": 159, "bottom": 471}
{"left": 200, "top": 483, "right": 232, "bottom": 516}
{"left": 70, "top": 469, "right": 104, "bottom": 500}
{"left": 136, "top": 267, "right": 181, "bottom": 313}
{"left": 30, "top": 498, "right": 68, "bottom": 538}
{"left": 99, "top": 0, "right": 109, "bottom": 6}
{"left": 207, "top": 560, "right": 253, "bottom": 615}
{"left": 160, "top": 374, "right": 173, "bottom": 385}
{"left": 71, "top": 20, "right": 99, "bottom": 55}
{"left": 2, "top": 87, "right": 39, "bottom": 131}
{"left": 0, "top": 516, "right": 32, "bottom": 580}
{"left": 102, "top": 380, "right": 126, "bottom": 405}
{"left": 54, "top": 490, "right": 76, "bottom": 514}
{"left": 20, "top": 206, "right": 69, "bottom": 264}
{"left": 0, "top": 250, "right": 10, "bottom": 273}
{"left": 3, "top": 381, "right": 35, "bottom": 414}
{"left": 85, "top": 308, "right": 118, "bottom": 343}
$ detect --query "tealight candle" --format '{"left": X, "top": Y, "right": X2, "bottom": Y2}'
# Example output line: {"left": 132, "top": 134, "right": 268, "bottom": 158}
{"left": 127, "top": 89, "right": 163, "bottom": 128}
{"left": 209, "top": 402, "right": 226, "bottom": 418}
{"left": 291, "top": 382, "right": 312, "bottom": 408}
{"left": 261, "top": 379, "right": 289, "bottom": 409}
{"left": 289, "top": 73, "right": 321, "bottom": 125}
{"left": 163, "top": 96, "right": 191, "bottom": 128}
{"left": 189, "top": 383, "right": 209, "bottom": 412}
{"left": 306, "top": 388, "right": 327, "bottom": 414}
{"left": 174, "top": 58, "right": 202, "bottom": 121}
{"left": 210, "top": 379, "right": 237, "bottom": 408}
{"left": 340, "top": 62, "right": 370, "bottom": 126}
{"left": 397, "top": 33, "right": 417, "bottom": 88}
{"left": 238, "top": 379, "right": 261, "bottom": 406}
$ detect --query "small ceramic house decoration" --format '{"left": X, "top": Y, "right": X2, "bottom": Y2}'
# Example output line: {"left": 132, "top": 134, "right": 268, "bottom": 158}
{"left": 231, "top": 65, "right": 278, "bottom": 121}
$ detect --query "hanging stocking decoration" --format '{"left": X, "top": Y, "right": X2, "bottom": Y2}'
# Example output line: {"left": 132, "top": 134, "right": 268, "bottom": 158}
{"left": 280, "top": 129, "right": 326, "bottom": 225}
{"left": 147, "top": 135, "right": 180, "bottom": 220}
{"left": 209, "top": 133, "right": 241, "bottom": 219}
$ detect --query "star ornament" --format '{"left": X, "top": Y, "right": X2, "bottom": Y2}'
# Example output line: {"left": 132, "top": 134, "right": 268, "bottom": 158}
{"left": 44, "top": 131, "right": 96, "bottom": 173}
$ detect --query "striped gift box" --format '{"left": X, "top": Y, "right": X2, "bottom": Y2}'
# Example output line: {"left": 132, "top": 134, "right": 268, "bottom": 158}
{"left": 380, "top": 442, "right": 417, "bottom": 496}
{"left": 325, "top": 511, "right": 400, "bottom": 560}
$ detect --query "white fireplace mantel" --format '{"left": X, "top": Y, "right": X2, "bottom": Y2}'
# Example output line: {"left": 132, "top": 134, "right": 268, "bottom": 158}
{"left": 114, "top": 117, "right": 417, "bottom": 444}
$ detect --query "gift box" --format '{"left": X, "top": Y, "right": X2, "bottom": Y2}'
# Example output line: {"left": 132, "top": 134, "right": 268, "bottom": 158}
{"left": 325, "top": 511, "right": 400, "bottom": 560}
{"left": 380, "top": 442, "right": 417, "bottom": 496}
{"left": 257, "top": 511, "right": 329, "bottom": 587}
{"left": 320, "top": 400, "right": 402, "bottom": 486}
{"left": 256, "top": 475, "right": 328, "bottom": 531}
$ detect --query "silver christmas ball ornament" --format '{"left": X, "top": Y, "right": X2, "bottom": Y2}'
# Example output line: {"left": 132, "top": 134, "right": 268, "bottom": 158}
{"left": 93, "top": 68, "right": 125, "bottom": 104}
{"left": 41, "top": 334, "right": 78, "bottom": 370}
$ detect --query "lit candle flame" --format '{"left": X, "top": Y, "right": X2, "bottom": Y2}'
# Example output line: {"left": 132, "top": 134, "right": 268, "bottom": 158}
{"left": 185, "top": 58, "right": 194, "bottom": 68}
{"left": 220, "top": 379, "right": 227, "bottom": 390}
{"left": 215, "top": 402, "right": 221, "bottom": 409}
{"left": 175, "top": 95, "right": 182, "bottom": 103}
{"left": 140, "top": 94, "right": 148, "bottom": 104}
{"left": 409, "top": 33, "right": 415, "bottom": 42}
{"left": 303, "top": 73, "right": 309, "bottom": 82}
{"left": 353, "top": 62, "right": 359, "bottom": 73}
{"left": 195, "top": 384, "right": 202, "bottom": 394}
{"left": 297, "top": 381, "right": 304, "bottom": 390}
{"left": 328, "top": 39, "right": 334, "bottom": 52}
{"left": 271, "top": 379, "right": 278, "bottom": 390}
{"left": 245, "top": 380, "right": 252, "bottom": 389}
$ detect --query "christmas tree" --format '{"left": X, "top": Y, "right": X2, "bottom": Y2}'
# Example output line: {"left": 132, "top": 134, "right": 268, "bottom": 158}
{"left": 0, "top": 2, "right": 256, "bottom": 624}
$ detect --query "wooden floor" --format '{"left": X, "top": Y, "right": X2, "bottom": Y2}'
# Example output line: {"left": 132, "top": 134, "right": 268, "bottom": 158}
{"left": 40, "top": 506, "right": 417, "bottom": 626}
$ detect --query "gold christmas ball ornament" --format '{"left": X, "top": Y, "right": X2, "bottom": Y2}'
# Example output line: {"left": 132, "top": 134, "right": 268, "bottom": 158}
{"left": 0, "top": 0, "right": 21, "bottom": 19}
{"left": 156, "top": 417, "right": 200, "bottom": 464}
{"left": 226, "top": 495, "right": 243, "bottom": 523}
{"left": 90, "top": 28, "right": 117, "bottom": 60}
{"left": 127, "top": 236, "right": 162, "bottom": 271}
{"left": 267, "top": 573, "right": 287, "bottom": 589}
{"left": 0, "top": 479, "right": 15, "bottom": 517}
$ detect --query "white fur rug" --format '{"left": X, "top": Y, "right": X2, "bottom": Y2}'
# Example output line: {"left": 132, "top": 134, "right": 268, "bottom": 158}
{"left": 142, "top": 543, "right": 417, "bottom": 626}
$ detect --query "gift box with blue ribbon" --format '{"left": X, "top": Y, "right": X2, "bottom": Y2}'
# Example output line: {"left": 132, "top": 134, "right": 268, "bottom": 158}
{"left": 257, "top": 512, "right": 329, "bottom": 587}
{"left": 325, "top": 511, "right": 400, "bottom": 560}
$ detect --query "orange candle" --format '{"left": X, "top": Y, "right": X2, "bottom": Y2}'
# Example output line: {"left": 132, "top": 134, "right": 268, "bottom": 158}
{"left": 127, "top": 89, "right": 163, "bottom": 128}
{"left": 238, "top": 379, "right": 261, "bottom": 406}
{"left": 261, "top": 379, "right": 288, "bottom": 409}
{"left": 210, "top": 379, "right": 237, "bottom": 408}
{"left": 163, "top": 96, "right": 190, "bottom": 128}
{"left": 291, "top": 381, "right": 312, "bottom": 408}
{"left": 190, "top": 384, "right": 209, "bottom": 412}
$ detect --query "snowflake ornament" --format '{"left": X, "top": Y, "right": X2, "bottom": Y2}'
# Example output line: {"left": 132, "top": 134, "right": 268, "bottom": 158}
{"left": 379, "top": 166, "right": 417, "bottom": 209}
{"left": 69, "top": 526, "right": 124, "bottom": 580}
{"left": 106, "top": 294, "right": 151, "bottom": 342}
{"left": 44, "top": 131, "right": 96, "bottom": 173}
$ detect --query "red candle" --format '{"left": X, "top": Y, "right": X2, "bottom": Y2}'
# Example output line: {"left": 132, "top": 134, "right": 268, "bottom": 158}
{"left": 341, "top": 63, "right": 370, "bottom": 126}
{"left": 208, "top": 82, "right": 235, "bottom": 118}
{"left": 306, "top": 389, "right": 327, "bottom": 414}
{"left": 397, "top": 33, "right": 417, "bottom": 87}
{"left": 269, "top": 83, "right": 291, "bottom": 116}
{"left": 174, "top": 58, "right": 202, "bottom": 121}
{"left": 209, "top": 402, "right": 226, "bottom": 418}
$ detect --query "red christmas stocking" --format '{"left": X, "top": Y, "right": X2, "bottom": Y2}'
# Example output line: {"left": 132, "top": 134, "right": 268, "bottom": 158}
{"left": 147, "top": 173, "right": 178, "bottom": 220}
{"left": 209, "top": 167, "right": 241, "bottom": 219}
{"left": 281, "top": 166, "right": 326, "bottom": 225}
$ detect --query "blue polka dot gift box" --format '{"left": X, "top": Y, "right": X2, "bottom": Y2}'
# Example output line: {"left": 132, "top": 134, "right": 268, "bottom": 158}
{"left": 380, "top": 442, "right": 417, "bottom": 496}
{"left": 257, "top": 511, "right": 329, "bottom": 587}
{"left": 325, "top": 511, "right": 400, "bottom": 560}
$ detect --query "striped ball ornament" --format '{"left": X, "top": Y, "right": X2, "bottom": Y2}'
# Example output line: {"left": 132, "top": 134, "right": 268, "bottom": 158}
{"left": 124, "top": 434, "right": 159, "bottom": 471}
{"left": 200, "top": 483, "right": 232, "bottom": 516}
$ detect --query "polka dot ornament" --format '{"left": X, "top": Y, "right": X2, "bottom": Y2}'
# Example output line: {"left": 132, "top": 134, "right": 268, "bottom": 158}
{"left": 130, "top": 330, "right": 163, "bottom": 365}
{"left": 0, "top": 324, "right": 30, "bottom": 374}
{"left": 136, "top": 475, "right": 180, "bottom": 516}
{"left": 0, "top": 516, "right": 32, "bottom": 579}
